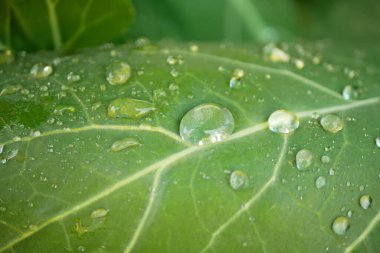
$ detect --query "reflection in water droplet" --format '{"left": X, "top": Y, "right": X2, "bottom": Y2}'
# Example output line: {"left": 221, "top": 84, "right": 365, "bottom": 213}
{"left": 315, "top": 176, "right": 326, "bottom": 189}
{"left": 106, "top": 62, "right": 131, "bottom": 85}
{"left": 332, "top": 216, "right": 349, "bottom": 235}
{"left": 108, "top": 97, "right": 155, "bottom": 119}
{"left": 179, "top": 103, "right": 234, "bottom": 145}
{"left": 30, "top": 63, "right": 53, "bottom": 78}
{"left": 90, "top": 208, "right": 109, "bottom": 219}
{"left": 111, "top": 138, "right": 140, "bottom": 152}
{"left": 342, "top": 85, "right": 358, "bottom": 100}
{"left": 320, "top": 114, "right": 343, "bottom": 133}
{"left": 67, "top": 72, "right": 81, "bottom": 83}
{"left": 359, "top": 195, "right": 372, "bottom": 210}
{"left": 229, "top": 68, "right": 244, "bottom": 89}
{"left": 263, "top": 44, "right": 290, "bottom": 63}
{"left": 268, "top": 110, "right": 299, "bottom": 134}
{"left": 229, "top": 170, "right": 249, "bottom": 190}
{"left": 375, "top": 137, "right": 380, "bottom": 148}
{"left": 0, "top": 84, "right": 22, "bottom": 96}
{"left": 296, "top": 149, "right": 313, "bottom": 170}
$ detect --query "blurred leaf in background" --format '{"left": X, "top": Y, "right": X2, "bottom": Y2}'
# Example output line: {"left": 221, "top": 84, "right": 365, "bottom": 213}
{"left": 0, "top": 0, "right": 134, "bottom": 52}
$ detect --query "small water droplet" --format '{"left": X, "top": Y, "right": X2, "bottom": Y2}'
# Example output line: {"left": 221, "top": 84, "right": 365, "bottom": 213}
{"left": 375, "top": 137, "right": 380, "bottom": 148}
{"left": 153, "top": 89, "right": 167, "bottom": 100}
{"left": 321, "top": 155, "right": 331, "bottom": 164}
{"left": 106, "top": 62, "right": 131, "bottom": 85}
{"left": 229, "top": 68, "right": 244, "bottom": 89}
{"left": 54, "top": 105, "right": 76, "bottom": 115}
{"left": 189, "top": 44, "right": 199, "bottom": 52}
{"left": 263, "top": 44, "right": 290, "bottom": 63}
{"left": 179, "top": 103, "right": 234, "bottom": 145}
{"left": 166, "top": 56, "right": 177, "bottom": 65}
{"left": 108, "top": 97, "right": 155, "bottom": 119}
{"left": 90, "top": 208, "right": 109, "bottom": 219}
{"left": 320, "top": 114, "right": 343, "bottom": 133}
{"left": 67, "top": 72, "right": 81, "bottom": 83}
{"left": 111, "top": 138, "right": 140, "bottom": 152}
{"left": 78, "top": 245, "right": 86, "bottom": 252}
{"left": 329, "top": 169, "right": 335, "bottom": 176}
{"left": 91, "top": 102, "right": 102, "bottom": 111}
{"left": 332, "top": 216, "right": 350, "bottom": 235}
{"left": 315, "top": 176, "right": 326, "bottom": 189}
{"left": 229, "top": 170, "right": 249, "bottom": 190}
{"left": 294, "top": 59, "right": 304, "bottom": 69}
{"left": 296, "top": 149, "right": 313, "bottom": 170}
{"left": 268, "top": 110, "right": 299, "bottom": 134}
{"left": 0, "top": 84, "right": 22, "bottom": 96}
{"left": 359, "top": 194, "right": 372, "bottom": 210}
{"left": 30, "top": 63, "right": 53, "bottom": 78}
{"left": 342, "top": 85, "right": 359, "bottom": 100}
{"left": 170, "top": 69, "right": 179, "bottom": 78}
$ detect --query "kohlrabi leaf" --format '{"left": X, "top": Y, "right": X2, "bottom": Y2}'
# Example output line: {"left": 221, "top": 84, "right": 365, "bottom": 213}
{"left": 0, "top": 41, "right": 379, "bottom": 253}
{"left": 1, "top": 0, "right": 134, "bottom": 52}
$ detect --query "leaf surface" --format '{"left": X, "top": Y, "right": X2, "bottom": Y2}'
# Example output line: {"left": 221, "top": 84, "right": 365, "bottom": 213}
{"left": 0, "top": 42, "right": 379, "bottom": 253}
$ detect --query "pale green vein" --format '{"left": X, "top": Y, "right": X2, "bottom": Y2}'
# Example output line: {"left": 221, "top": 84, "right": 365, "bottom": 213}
{"left": 199, "top": 135, "right": 288, "bottom": 253}
{"left": 158, "top": 49, "right": 345, "bottom": 101}
{"left": 0, "top": 124, "right": 187, "bottom": 147}
{"left": 45, "top": 0, "right": 62, "bottom": 50}
{"left": 344, "top": 212, "right": 380, "bottom": 253}
{"left": 0, "top": 220, "right": 23, "bottom": 234}
{"left": 124, "top": 169, "right": 164, "bottom": 253}
{"left": 0, "top": 97, "right": 379, "bottom": 251}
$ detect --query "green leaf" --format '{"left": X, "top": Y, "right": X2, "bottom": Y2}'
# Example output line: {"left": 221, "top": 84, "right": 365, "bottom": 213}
{"left": 0, "top": 41, "right": 379, "bottom": 253}
{"left": 1, "top": 0, "right": 134, "bottom": 52}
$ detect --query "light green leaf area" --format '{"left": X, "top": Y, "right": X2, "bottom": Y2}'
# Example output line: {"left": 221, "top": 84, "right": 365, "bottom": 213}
{"left": 0, "top": 42, "right": 379, "bottom": 253}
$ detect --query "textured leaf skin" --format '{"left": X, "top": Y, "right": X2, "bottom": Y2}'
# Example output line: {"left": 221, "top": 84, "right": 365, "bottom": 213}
{"left": 0, "top": 42, "right": 379, "bottom": 253}
{"left": 0, "top": 0, "right": 134, "bottom": 52}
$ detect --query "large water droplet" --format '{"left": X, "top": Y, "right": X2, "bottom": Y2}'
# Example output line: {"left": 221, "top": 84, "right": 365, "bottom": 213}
{"left": 90, "top": 208, "right": 109, "bottom": 219}
{"left": 166, "top": 56, "right": 177, "bottom": 65}
{"left": 108, "top": 97, "right": 155, "bottom": 119}
{"left": 321, "top": 155, "right": 331, "bottom": 164}
{"left": 315, "top": 176, "right": 326, "bottom": 189}
{"left": 359, "top": 195, "right": 372, "bottom": 210}
{"left": 106, "top": 62, "right": 131, "bottom": 85}
{"left": 179, "top": 103, "right": 234, "bottom": 145}
{"left": 53, "top": 105, "right": 76, "bottom": 115}
{"left": 342, "top": 85, "right": 359, "bottom": 100}
{"left": 268, "top": 110, "right": 299, "bottom": 134}
{"left": 296, "top": 149, "right": 313, "bottom": 170}
{"left": 111, "top": 138, "right": 140, "bottom": 152}
{"left": 0, "top": 84, "right": 22, "bottom": 96}
{"left": 229, "top": 170, "right": 249, "bottom": 190}
{"left": 30, "top": 63, "right": 53, "bottom": 78}
{"left": 332, "top": 216, "right": 350, "bottom": 235}
{"left": 320, "top": 114, "right": 343, "bottom": 133}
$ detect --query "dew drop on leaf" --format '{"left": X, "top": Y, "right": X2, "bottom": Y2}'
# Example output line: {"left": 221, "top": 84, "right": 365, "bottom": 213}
{"left": 229, "top": 170, "right": 249, "bottom": 190}
{"left": 320, "top": 114, "right": 343, "bottom": 133}
{"left": 110, "top": 138, "right": 140, "bottom": 152}
{"left": 321, "top": 155, "right": 331, "bottom": 164}
{"left": 91, "top": 102, "right": 102, "bottom": 111}
{"left": 189, "top": 44, "right": 199, "bottom": 52}
{"left": 0, "top": 144, "right": 4, "bottom": 154}
{"left": 359, "top": 194, "right": 372, "bottom": 210}
{"left": 170, "top": 69, "right": 179, "bottom": 78}
{"left": 332, "top": 216, "right": 350, "bottom": 235}
{"left": 7, "top": 149, "right": 18, "bottom": 161}
{"left": 296, "top": 149, "right": 313, "bottom": 170}
{"left": 53, "top": 105, "right": 76, "bottom": 115}
{"left": 179, "top": 103, "right": 234, "bottom": 145}
{"left": 166, "top": 56, "right": 177, "bottom": 65}
{"left": 229, "top": 68, "right": 244, "bottom": 89}
{"left": 67, "top": 72, "right": 81, "bottom": 83}
{"left": 294, "top": 59, "right": 304, "bottom": 69}
{"left": 108, "top": 97, "right": 155, "bottom": 119}
{"left": 90, "top": 208, "right": 109, "bottom": 219}
{"left": 263, "top": 44, "right": 290, "bottom": 63}
{"left": 315, "top": 176, "right": 326, "bottom": 189}
{"left": 375, "top": 137, "right": 380, "bottom": 148}
{"left": 342, "top": 85, "right": 359, "bottom": 100}
{"left": 268, "top": 110, "right": 299, "bottom": 134}
{"left": 106, "top": 61, "right": 131, "bottom": 85}
{"left": 30, "top": 63, "right": 53, "bottom": 78}
{"left": 0, "top": 84, "right": 22, "bottom": 96}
